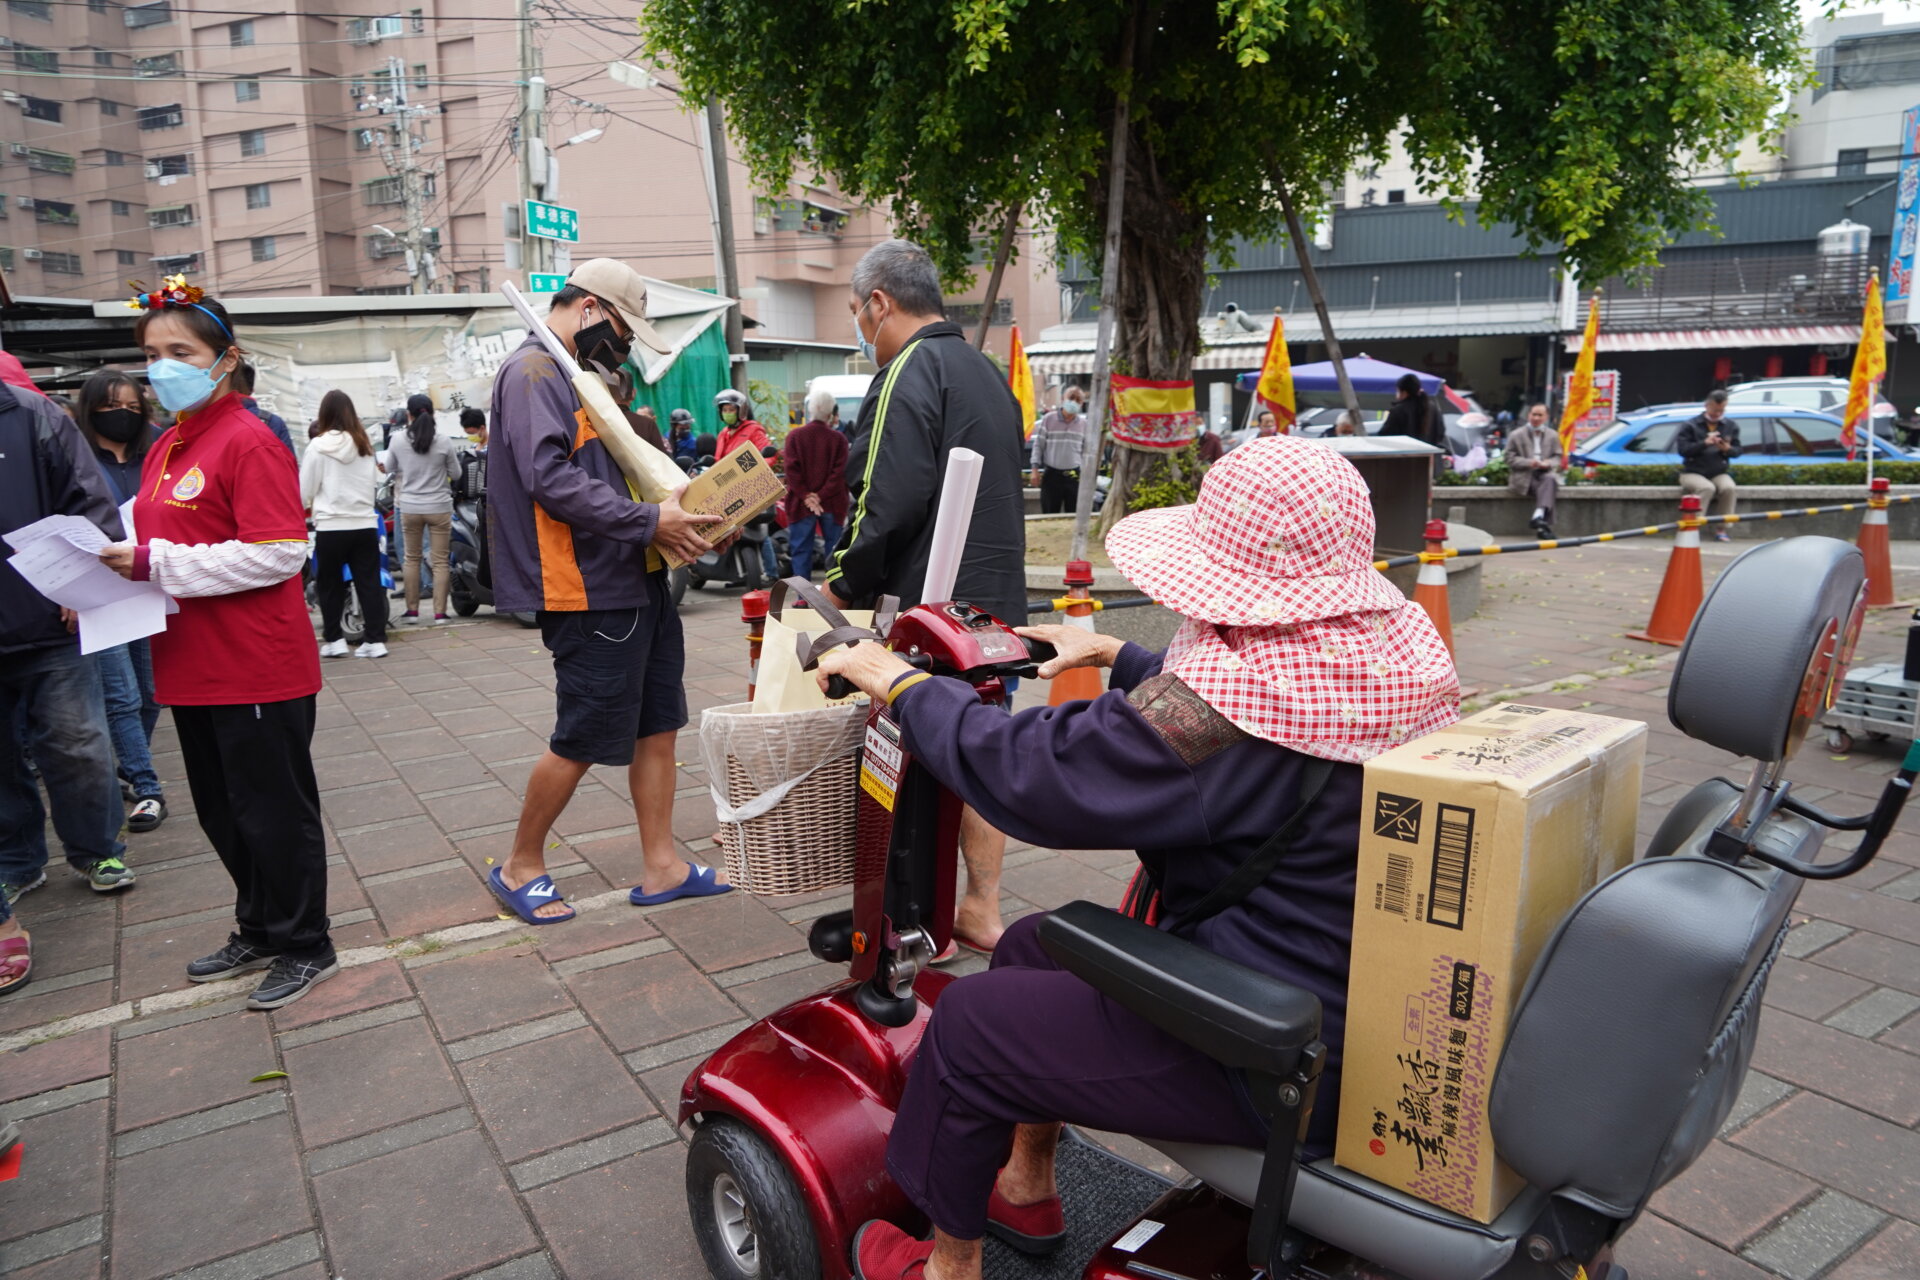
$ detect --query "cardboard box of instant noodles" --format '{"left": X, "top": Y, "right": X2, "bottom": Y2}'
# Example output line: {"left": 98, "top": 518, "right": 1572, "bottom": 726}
{"left": 1335, "top": 704, "right": 1645, "bottom": 1222}
{"left": 660, "top": 444, "right": 785, "bottom": 570}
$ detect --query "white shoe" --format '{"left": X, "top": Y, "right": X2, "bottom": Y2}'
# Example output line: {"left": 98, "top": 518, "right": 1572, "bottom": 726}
{"left": 319, "top": 639, "right": 350, "bottom": 658}
{"left": 354, "top": 641, "right": 388, "bottom": 658}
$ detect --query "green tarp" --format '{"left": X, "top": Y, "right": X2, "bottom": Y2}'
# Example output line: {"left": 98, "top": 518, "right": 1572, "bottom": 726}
{"left": 626, "top": 323, "right": 729, "bottom": 425}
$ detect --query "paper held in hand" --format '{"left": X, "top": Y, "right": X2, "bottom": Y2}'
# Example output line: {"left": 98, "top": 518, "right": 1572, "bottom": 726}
{"left": 4, "top": 509, "right": 174, "bottom": 654}
{"left": 499, "top": 280, "right": 689, "bottom": 504}
{"left": 661, "top": 444, "right": 785, "bottom": 570}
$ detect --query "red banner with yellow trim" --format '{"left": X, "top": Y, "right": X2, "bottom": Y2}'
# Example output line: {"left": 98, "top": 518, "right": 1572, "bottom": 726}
{"left": 1109, "top": 374, "right": 1202, "bottom": 450}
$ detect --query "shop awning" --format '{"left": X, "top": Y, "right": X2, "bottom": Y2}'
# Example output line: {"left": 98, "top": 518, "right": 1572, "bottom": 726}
{"left": 1565, "top": 325, "right": 1870, "bottom": 353}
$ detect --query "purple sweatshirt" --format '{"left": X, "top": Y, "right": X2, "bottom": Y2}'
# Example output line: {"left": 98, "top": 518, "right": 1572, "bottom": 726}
{"left": 890, "top": 642, "right": 1365, "bottom": 1152}
{"left": 487, "top": 336, "right": 661, "bottom": 613}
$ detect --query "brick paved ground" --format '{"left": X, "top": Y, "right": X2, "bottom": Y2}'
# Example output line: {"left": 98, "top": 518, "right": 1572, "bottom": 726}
{"left": 2, "top": 539, "right": 1917, "bottom": 1280}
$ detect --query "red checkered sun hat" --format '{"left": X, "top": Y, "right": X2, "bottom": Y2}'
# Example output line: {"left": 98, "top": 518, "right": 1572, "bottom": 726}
{"left": 1107, "top": 435, "right": 1458, "bottom": 762}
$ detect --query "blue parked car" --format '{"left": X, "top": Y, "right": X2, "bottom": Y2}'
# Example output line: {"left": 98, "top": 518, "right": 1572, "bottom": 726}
{"left": 1569, "top": 406, "right": 1915, "bottom": 468}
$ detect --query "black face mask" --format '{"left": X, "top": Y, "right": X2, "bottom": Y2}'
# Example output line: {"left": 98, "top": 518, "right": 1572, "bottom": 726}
{"left": 93, "top": 407, "right": 146, "bottom": 445}
{"left": 575, "top": 317, "right": 632, "bottom": 371}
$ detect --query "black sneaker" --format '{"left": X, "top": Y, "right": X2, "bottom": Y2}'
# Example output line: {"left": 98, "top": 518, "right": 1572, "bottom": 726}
{"left": 186, "top": 935, "right": 277, "bottom": 983}
{"left": 246, "top": 954, "right": 339, "bottom": 1010}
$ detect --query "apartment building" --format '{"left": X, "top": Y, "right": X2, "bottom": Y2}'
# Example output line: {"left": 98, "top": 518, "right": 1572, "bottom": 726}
{"left": 0, "top": 0, "right": 1058, "bottom": 356}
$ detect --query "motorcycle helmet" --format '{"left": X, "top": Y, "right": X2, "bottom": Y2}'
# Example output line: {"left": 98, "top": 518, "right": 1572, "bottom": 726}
{"left": 668, "top": 408, "right": 694, "bottom": 431}
{"left": 714, "top": 388, "right": 751, "bottom": 414}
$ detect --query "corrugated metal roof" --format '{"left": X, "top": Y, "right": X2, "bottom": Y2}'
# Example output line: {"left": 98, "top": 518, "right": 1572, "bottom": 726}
{"left": 1565, "top": 325, "right": 1868, "bottom": 353}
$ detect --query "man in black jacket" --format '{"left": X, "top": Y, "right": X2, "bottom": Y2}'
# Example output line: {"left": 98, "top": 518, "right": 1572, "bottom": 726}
{"left": 1676, "top": 389, "right": 1740, "bottom": 542}
{"left": 827, "top": 238, "right": 1027, "bottom": 951}
{"left": 0, "top": 378, "right": 133, "bottom": 922}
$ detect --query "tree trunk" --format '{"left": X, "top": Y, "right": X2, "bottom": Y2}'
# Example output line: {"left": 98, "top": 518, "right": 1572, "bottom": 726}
{"left": 1092, "top": 130, "right": 1208, "bottom": 532}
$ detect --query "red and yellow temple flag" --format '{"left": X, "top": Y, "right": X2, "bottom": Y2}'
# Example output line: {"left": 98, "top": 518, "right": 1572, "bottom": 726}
{"left": 1109, "top": 374, "right": 1202, "bottom": 449}
{"left": 1008, "top": 324, "right": 1038, "bottom": 439}
{"left": 1842, "top": 273, "right": 1886, "bottom": 458}
{"left": 1558, "top": 295, "right": 1600, "bottom": 455}
{"left": 1254, "top": 313, "right": 1296, "bottom": 432}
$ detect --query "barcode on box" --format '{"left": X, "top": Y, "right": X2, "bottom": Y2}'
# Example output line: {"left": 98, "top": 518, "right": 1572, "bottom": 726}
{"left": 712, "top": 470, "right": 736, "bottom": 488}
{"left": 1426, "top": 803, "right": 1474, "bottom": 929}
{"left": 1379, "top": 852, "right": 1412, "bottom": 917}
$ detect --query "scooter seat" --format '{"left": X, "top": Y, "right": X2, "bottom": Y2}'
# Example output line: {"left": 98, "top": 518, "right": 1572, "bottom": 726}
{"left": 1145, "top": 1142, "right": 1541, "bottom": 1280}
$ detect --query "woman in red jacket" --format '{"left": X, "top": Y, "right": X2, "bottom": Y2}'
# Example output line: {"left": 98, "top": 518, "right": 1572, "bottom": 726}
{"left": 99, "top": 279, "right": 334, "bottom": 1010}
{"left": 713, "top": 387, "right": 770, "bottom": 458}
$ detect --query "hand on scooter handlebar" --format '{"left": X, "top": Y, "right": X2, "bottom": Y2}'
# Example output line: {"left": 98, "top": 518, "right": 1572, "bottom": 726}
{"left": 815, "top": 640, "right": 914, "bottom": 702}
{"left": 1013, "top": 625, "right": 1124, "bottom": 680}
{"left": 654, "top": 484, "right": 724, "bottom": 564}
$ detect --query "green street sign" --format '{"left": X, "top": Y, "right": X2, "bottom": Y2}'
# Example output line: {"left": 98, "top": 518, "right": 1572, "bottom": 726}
{"left": 528, "top": 274, "right": 568, "bottom": 293}
{"left": 524, "top": 199, "right": 580, "bottom": 243}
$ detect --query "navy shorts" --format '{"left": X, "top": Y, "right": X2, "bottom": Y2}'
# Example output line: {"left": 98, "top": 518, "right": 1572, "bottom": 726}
{"left": 538, "top": 575, "right": 687, "bottom": 767}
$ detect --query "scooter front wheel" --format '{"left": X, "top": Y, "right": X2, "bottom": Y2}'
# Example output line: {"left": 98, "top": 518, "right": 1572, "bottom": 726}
{"left": 687, "top": 1117, "right": 821, "bottom": 1280}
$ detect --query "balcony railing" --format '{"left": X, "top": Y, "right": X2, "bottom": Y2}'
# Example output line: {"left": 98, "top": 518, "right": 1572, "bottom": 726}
{"left": 1582, "top": 252, "right": 1874, "bottom": 330}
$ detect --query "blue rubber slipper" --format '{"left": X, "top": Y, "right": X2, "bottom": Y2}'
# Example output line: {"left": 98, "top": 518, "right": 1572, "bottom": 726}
{"left": 629, "top": 862, "right": 734, "bottom": 907}
{"left": 489, "top": 867, "right": 576, "bottom": 925}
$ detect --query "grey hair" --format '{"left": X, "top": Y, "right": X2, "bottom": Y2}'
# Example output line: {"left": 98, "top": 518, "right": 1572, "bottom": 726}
{"left": 1336, "top": 410, "right": 1360, "bottom": 428}
{"left": 851, "top": 238, "right": 945, "bottom": 317}
{"left": 805, "top": 385, "right": 837, "bottom": 420}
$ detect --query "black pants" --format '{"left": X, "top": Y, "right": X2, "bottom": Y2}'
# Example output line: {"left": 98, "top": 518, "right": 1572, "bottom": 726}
{"left": 315, "top": 527, "right": 388, "bottom": 642}
{"left": 173, "top": 697, "right": 332, "bottom": 960}
{"left": 1039, "top": 467, "right": 1080, "bottom": 515}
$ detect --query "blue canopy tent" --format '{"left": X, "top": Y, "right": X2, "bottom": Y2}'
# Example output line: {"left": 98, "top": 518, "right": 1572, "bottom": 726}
{"left": 1235, "top": 353, "right": 1443, "bottom": 397}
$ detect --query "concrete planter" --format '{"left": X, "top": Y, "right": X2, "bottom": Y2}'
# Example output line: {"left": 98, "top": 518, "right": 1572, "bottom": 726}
{"left": 1437, "top": 484, "right": 1920, "bottom": 541}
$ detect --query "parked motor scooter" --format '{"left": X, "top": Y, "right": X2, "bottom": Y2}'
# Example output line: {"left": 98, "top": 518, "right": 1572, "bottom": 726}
{"left": 445, "top": 451, "right": 537, "bottom": 628}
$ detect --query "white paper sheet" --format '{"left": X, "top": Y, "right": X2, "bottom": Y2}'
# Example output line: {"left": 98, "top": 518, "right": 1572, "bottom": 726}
{"left": 5, "top": 514, "right": 172, "bottom": 652}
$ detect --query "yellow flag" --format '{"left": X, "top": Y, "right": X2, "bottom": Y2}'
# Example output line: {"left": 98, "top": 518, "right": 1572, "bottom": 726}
{"left": 1255, "top": 314, "right": 1296, "bottom": 431}
{"left": 1558, "top": 295, "right": 1600, "bottom": 455}
{"left": 1008, "top": 324, "right": 1038, "bottom": 440}
{"left": 1842, "top": 273, "right": 1885, "bottom": 456}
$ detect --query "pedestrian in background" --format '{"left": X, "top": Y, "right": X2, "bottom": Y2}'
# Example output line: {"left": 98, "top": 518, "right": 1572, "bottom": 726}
{"left": 102, "top": 287, "right": 334, "bottom": 1009}
{"left": 231, "top": 362, "right": 293, "bottom": 455}
{"left": 1333, "top": 410, "right": 1363, "bottom": 437}
{"left": 715, "top": 388, "right": 770, "bottom": 458}
{"left": 388, "top": 392, "right": 459, "bottom": 624}
{"left": 1505, "top": 403, "right": 1562, "bottom": 540}
{"left": 667, "top": 408, "right": 698, "bottom": 462}
{"left": 460, "top": 406, "right": 488, "bottom": 452}
{"left": 784, "top": 387, "right": 850, "bottom": 580}
{"left": 1028, "top": 387, "right": 1090, "bottom": 515}
{"left": 1677, "top": 389, "right": 1740, "bottom": 542}
{"left": 1, "top": 369, "right": 134, "bottom": 914}
{"left": 73, "top": 370, "right": 168, "bottom": 832}
{"left": 1254, "top": 408, "right": 1280, "bottom": 438}
{"left": 303, "top": 389, "right": 389, "bottom": 658}
{"left": 1197, "top": 422, "right": 1226, "bottom": 463}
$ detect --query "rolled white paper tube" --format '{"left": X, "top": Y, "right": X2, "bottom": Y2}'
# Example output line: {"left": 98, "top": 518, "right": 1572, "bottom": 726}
{"left": 920, "top": 447, "right": 983, "bottom": 606}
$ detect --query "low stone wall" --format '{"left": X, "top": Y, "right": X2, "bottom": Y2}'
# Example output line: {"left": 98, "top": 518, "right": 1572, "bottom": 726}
{"left": 1439, "top": 484, "right": 1920, "bottom": 540}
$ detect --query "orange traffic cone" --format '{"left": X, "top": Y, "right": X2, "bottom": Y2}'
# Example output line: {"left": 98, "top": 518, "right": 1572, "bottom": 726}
{"left": 1048, "top": 560, "right": 1106, "bottom": 705}
{"left": 1859, "top": 477, "right": 1894, "bottom": 608}
{"left": 741, "top": 589, "right": 770, "bottom": 701}
{"left": 1627, "top": 494, "right": 1705, "bottom": 646}
{"left": 1412, "top": 518, "right": 1454, "bottom": 659}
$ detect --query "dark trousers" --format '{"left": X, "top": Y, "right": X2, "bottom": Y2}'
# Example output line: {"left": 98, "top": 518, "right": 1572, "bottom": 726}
{"left": 173, "top": 697, "right": 332, "bottom": 960}
{"left": 315, "top": 527, "right": 388, "bottom": 642}
{"left": 1039, "top": 467, "right": 1080, "bottom": 515}
{"left": 886, "top": 912, "right": 1265, "bottom": 1240}
{"left": 0, "top": 643, "right": 123, "bottom": 887}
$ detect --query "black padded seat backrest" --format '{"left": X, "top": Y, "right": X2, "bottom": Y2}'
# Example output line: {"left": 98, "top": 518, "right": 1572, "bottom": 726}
{"left": 1488, "top": 845, "right": 1805, "bottom": 1218}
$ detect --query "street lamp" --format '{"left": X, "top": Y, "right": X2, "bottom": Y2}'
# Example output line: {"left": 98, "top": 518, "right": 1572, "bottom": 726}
{"left": 560, "top": 128, "right": 604, "bottom": 148}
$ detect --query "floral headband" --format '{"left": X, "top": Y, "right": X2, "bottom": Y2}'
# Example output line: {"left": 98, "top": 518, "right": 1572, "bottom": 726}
{"left": 125, "top": 275, "right": 233, "bottom": 342}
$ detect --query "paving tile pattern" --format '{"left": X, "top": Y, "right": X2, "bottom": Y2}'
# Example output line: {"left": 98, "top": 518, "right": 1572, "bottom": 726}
{"left": 0, "top": 545, "right": 1916, "bottom": 1278}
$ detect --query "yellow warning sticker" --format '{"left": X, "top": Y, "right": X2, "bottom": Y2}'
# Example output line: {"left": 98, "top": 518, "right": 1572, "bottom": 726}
{"left": 860, "top": 720, "right": 903, "bottom": 811}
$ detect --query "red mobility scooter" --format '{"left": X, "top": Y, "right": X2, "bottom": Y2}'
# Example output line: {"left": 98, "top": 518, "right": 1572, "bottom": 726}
{"left": 679, "top": 538, "right": 1913, "bottom": 1280}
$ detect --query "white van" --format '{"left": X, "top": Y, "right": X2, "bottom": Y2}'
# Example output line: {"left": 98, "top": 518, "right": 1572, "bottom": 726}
{"left": 806, "top": 374, "right": 872, "bottom": 428}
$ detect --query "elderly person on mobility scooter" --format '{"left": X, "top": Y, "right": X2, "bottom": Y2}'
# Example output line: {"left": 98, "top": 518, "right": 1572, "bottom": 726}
{"left": 815, "top": 436, "right": 1459, "bottom": 1280}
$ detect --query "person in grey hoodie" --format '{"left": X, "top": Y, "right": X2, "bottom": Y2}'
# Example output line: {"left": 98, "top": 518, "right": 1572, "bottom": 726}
{"left": 386, "top": 392, "right": 460, "bottom": 623}
{"left": 300, "top": 391, "right": 388, "bottom": 657}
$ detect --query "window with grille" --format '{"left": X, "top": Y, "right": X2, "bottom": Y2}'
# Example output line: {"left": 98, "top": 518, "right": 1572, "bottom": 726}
{"left": 235, "top": 79, "right": 259, "bottom": 102}
{"left": 34, "top": 200, "right": 78, "bottom": 224}
{"left": 245, "top": 182, "right": 271, "bottom": 209}
{"left": 7, "top": 1, "right": 52, "bottom": 21}
{"left": 117, "top": 249, "right": 138, "bottom": 265}
{"left": 133, "top": 53, "right": 181, "bottom": 77}
{"left": 110, "top": 199, "right": 130, "bottom": 215}
{"left": 229, "top": 20, "right": 254, "bottom": 46}
{"left": 124, "top": 1, "right": 171, "bottom": 27}
{"left": 409, "top": 8, "right": 423, "bottom": 31}
{"left": 103, "top": 150, "right": 127, "bottom": 166}
{"left": 412, "top": 64, "right": 427, "bottom": 89}
{"left": 21, "top": 148, "right": 75, "bottom": 174}
{"left": 364, "top": 176, "right": 403, "bottom": 205}
{"left": 151, "top": 252, "right": 200, "bottom": 272}
{"left": 1833, "top": 31, "right": 1920, "bottom": 91}
{"left": 21, "top": 97, "right": 61, "bottom": 123}
{"left": 147, "top": 204, "right": 194, "bottom": 227}
{"left": 99, "top": 99, "right": 121, "bottom": 116}
{"left": 87, "top": 0, "right": 106, "bottom": 10}
{"left": 251, "top": 235, "right": 276, "bottom": 262}
{"left": 0, "top": 248, "right": 14, "bottom": 271}
{"left": 138, "top": 103, "right": 184, "bottom": 130}
{"left": 146, "top": 154, "right": 190, "bottom": 177}
{"left": 239, "top": 129, "right": 266, "bottom": 157}
{"left": 1837, "top": 148, "right": 1870, "bottom": 177}
{"left": 13, "top": 45, "right": 58, "bottom": 74}
{"left": 94, "top": 51, "right": 113, "bottom": 66}
{"left": 41, "top": 250, "right": 81, "bottom": 273}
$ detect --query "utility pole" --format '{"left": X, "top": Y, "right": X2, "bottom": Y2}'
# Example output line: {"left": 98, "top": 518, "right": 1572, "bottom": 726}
{"left": 517, "top": 0, "right": 549, "bottom": 282}
{"left": 368, "top": 54, "right": 439, "bottom": 294}
{"left": 702, "top": 96, "right": 747, "bottom": 394}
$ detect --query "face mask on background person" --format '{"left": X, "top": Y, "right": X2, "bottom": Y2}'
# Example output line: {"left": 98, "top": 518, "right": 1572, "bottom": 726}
{"left": 720, "top": 406, "right": 739, "bottom": 424}
{"left": 92, "top": 407, "right": 146, "bottom": 444}
{"left": 1060, "top": 398, "right": 1082, "bottom": 418}
{"left": 146, "top": 352, "right": 232, "bottom": 415}
{"left": 573, "top": 303, "right": 632, "bottom": 371}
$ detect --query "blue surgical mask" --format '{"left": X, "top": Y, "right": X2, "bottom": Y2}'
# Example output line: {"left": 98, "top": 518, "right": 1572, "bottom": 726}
{"left": 1060, "top": 399, "right": 1082, "bottom": 418}
{"left": 852, "top": 298, "right": 879, "bottom": 365}
{"left": 147, "top": 355, "right": 230, "bottom": 414}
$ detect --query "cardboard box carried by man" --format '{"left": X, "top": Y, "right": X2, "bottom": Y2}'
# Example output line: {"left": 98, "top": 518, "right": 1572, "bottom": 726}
{"left": 1337, "top": 703, "right": 1647, "bottom": 1223}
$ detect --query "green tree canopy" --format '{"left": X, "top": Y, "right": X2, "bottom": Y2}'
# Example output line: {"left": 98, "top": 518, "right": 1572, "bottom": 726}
{"left": 641, "top": 0, "right": 1804, "bottom": 380}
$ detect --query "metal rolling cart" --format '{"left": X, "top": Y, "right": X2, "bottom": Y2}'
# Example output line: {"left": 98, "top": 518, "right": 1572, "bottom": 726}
{"left": 1823, "top": 661, "right": 1920, "bottom": 753}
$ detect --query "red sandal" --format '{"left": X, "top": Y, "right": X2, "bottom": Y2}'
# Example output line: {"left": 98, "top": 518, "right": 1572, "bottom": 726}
{"left": 0, "top": 933, "right": 32, "bottom": 997}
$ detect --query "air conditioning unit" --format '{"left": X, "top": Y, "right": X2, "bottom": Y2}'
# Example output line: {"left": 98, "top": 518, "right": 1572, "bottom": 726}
{"left": 22, "top": 248, "right": 42, "bottom": 260}
{"left": 350, "top": 83, "right": 366, "bottom": 98}
{"left": 8, "top": 143, "right": 28, "bottom": 158}
{"left": 15, "top": 196, "right": 33, "bottom": 209}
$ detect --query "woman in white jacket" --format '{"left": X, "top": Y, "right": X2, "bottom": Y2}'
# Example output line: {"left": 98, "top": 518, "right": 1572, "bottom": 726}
{"left": 300, "top": 391, "right": 389, "bottom": 658}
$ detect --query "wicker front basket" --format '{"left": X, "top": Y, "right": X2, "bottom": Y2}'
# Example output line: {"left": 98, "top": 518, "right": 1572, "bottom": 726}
{"left": 701, "top": 702, "right": 863, "bottom": 897}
